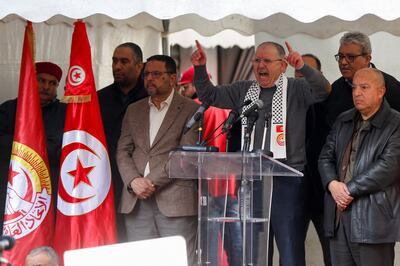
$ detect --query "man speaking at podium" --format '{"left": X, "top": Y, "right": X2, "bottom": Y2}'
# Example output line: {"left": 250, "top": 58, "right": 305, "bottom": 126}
{"left": 191, "top": 41, "right": 330, "bottom": 266}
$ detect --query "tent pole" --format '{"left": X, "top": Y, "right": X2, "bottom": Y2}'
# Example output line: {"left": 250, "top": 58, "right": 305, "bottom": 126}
{"left": 162, "top": 19, "right": 170, "bottom": 55}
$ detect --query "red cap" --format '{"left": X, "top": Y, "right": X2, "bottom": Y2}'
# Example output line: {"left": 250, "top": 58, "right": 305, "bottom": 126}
{"left": 179, "top": 66, "right": 211, "bottom": 85}
{"left": 35, "top": 62, "right": 63, "bottom": 82}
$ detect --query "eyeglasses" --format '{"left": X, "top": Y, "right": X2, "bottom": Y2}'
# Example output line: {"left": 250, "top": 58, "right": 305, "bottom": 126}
{"left": 143, "top": 71, "right": 172, "bottom": 79}
{"left": 252, "top": 58, "right": 283, "bottom": 65}
{"left": 334, "top": 53, "right": 365, "bottom": 63}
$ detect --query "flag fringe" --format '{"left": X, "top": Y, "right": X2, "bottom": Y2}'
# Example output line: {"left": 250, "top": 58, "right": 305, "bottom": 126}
{"left": 61, "top": 95, "right": 91, "bottom": 103}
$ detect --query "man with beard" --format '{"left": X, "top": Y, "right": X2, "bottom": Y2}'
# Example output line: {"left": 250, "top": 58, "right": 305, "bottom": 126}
{"left": 0, "top": 61, "right": 66, "bottom": 229}
{"left": 117, "top": 55, "right": 198, "bottom": 265}
{"left": 98, "top": 42, "right": 148, "bottom": 241}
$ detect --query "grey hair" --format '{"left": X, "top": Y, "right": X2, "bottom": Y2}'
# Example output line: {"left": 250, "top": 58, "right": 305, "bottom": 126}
{"left": 26, "top": 246, "right": 59, "bottom": 266}
{"left": 257, "top": 42, "right": 286, "bottom": 58}
{"left": 340, "top": 32, "right": 372, "bottom": 54}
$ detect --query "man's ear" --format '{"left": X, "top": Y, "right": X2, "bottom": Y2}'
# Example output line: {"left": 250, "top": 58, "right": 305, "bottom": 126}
{"left": 169, "top": 73, "right": 177, "bottom": 87}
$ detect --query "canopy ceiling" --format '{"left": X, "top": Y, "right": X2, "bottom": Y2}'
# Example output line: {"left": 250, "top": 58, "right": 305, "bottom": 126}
{"left": 2, "top": 0, "right": 400, "bottom": 102}
{"left": 2, "top": 0, "right": 400, "bottom": 38}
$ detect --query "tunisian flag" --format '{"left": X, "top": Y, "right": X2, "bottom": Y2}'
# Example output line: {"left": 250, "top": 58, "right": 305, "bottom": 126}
{"left": 3, "top": 21, "right": 54, "bottom": 266}
{"left": 54, "top": 21, "right": 116, "bottom": 260}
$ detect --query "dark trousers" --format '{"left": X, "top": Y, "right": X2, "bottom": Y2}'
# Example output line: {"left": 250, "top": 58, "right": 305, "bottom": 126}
{"left": 268, "top": 176, "right": 307, "bottom": 266}
{"left": 330, "top": 209, "right": 395, "bottom": 266}
{"left": 304, "top": 212, "right": 331, "bottom": 266}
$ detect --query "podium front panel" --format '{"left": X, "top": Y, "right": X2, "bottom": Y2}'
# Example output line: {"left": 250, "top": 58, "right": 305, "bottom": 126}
{"left": 169, "top": 151, "right": 302, "bottom": 265}
{"left": 197, "top": 177, "right": 273, "bottom": 266}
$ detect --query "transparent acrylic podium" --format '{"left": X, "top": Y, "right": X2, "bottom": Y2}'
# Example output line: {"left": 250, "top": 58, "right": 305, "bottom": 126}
{"left": 169, "top": 151, "right": 303, "bottom": 266}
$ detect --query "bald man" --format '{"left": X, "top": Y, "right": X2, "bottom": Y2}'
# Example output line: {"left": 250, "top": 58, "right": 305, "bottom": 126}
{"left": 319, "top": 68, "right": 400, "bottom": 266}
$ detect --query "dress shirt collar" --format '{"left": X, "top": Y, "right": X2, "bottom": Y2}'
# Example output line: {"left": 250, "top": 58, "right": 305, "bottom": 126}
{"left": 148, "top": 89, "right": 174, "bottom": 111}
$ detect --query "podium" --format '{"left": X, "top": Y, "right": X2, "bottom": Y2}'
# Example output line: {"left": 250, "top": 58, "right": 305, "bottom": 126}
{"left": 169, "top": 151, "right": 303, "bottom": 266}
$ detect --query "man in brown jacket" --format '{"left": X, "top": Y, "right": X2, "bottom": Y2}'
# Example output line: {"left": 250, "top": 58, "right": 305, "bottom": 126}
{"left": 116, "top": 55, "right": 199, "bottom": 265}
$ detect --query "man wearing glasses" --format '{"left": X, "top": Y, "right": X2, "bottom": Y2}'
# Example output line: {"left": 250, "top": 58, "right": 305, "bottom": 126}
{"left": 117, "top": 55, "right": 199, "bottom": 266}
{"left": 326, "top": 31, "right": 400, "bottom": 128}
{"left": 192, "top": 41, "right": 330, "bottom": 266}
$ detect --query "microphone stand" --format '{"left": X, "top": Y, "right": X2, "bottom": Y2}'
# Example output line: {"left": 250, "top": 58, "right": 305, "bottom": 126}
{"left": 242, "top": 111, "right": 259, "bottom": 153}
{"left": 256, "top": 112, "right": 273, "bottom": 157}
{"left": 240, "top": 110, "right": 258, "bottom": 265}
{"left": 178, "top": 111, "right": 218, "bottom": 152}
{"left": 196, "top": 115, "right": 204, "bottom": 146}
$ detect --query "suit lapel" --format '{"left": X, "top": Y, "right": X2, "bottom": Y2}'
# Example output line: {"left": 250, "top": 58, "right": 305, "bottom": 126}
{"left": 136, "top": 99, "right": 151, "bottom": 151}
{"left": 151, "top": 91, "right": 184, "bottom": 149}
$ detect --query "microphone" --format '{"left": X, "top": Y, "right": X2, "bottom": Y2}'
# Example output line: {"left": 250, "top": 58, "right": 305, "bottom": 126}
{"left": 222, "top": 110, "right": 239, "bottom": 133}
{"left": 239, "top": 99, "right": 264, "bottom": 119}
{"left": 0, "top": 235, "right": 15, "bottom": 251}
{"left": 183, "top": 102, "right": 210, "bottom": 134}
{"left": 221, "top": 99, "right": 252, "bottom": 133}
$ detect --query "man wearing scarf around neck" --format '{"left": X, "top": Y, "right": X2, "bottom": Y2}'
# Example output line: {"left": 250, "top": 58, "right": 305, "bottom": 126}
{"left": 192, "top": 40, "right": 331, "bottom": 266}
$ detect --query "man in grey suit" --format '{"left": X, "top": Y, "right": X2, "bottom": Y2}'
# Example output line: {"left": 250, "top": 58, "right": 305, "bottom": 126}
{"left": 116, "top": 55, "right": 199, "bottom": 265}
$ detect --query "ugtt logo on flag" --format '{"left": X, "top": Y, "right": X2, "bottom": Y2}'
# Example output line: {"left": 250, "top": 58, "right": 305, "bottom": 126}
{"left": 3, "top": 21, "right": 54, "bottom": 266}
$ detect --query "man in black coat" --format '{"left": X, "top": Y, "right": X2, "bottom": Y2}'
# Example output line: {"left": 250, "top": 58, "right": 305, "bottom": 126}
{"left": 0, "top": 62, "right": 66, "bottom": 230}
{"left": 319, "top": 68, "right": 400, "bottom": 266}
{"left": 295, "top": 54, "right": 331, "bottom": 266}
{"left": 325, "top": 31, "right": 400, "bottom": 127}
{"left": 98, "top": 42, "right": 148, "bottom": 241}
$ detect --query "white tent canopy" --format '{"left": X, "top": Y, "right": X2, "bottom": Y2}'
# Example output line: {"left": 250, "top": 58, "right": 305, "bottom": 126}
{"left": 2, "top": 0, "right": 400, "bottom": 37}
{"left": 2, "top": 0, "right": 400, "bottom": 101}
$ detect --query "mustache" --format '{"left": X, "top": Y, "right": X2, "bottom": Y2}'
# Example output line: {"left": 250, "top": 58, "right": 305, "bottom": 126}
{"left": 39, "top": 91, "right": 51, "bottom": 96}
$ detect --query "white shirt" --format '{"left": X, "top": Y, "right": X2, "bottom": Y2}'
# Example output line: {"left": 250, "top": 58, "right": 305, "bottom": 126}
{"left": 143, "top": 90, "right": 174, "bottom": 177}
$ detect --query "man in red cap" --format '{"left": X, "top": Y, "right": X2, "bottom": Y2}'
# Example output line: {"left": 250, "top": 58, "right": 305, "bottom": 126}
{"left": 179, "top": 66, "right": 197, "bottom": 98}
{"left": 35, "top": 62, "right": 63, "bottom": 106}
{"left": 179, "top": 66, "right": 213, "bottom": 99}
{"left": 0, "top": 61, "right": 66, "bottom": 229}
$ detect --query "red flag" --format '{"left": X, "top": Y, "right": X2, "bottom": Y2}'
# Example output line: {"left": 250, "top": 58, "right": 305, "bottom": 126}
{"left": 54, "top": 20, "right": 116, "bottom": 262}
{"left": 3, "top": 21, "right": 54, "bottom": 266}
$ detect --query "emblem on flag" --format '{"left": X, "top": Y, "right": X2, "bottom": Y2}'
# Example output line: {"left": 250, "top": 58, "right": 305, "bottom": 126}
{"left": 68, "top": 65, "right": 86, "bottom": 86}
{"left": 58, "top": 130, "right": 111, "bottom": 216}
{"left": 3, "top": 142, "right": 52, "bottom": 239}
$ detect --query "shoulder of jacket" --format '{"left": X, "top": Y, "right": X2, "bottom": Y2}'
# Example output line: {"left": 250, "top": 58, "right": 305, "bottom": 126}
{"left": 127, "top": 96, "right": 149, "bottom": 111}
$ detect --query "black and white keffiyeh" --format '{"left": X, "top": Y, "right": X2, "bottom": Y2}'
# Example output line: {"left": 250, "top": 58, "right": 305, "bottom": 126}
{"left": 241, "top": 74, "right": 287, "bottom": 159}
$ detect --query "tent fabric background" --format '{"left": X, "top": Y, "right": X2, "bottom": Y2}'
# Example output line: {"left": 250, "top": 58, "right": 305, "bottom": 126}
{"left": 2, "top": 1, "right": 400, "bottom": 103}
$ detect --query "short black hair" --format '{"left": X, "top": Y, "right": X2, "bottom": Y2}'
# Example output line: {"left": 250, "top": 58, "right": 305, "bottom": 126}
{"left": 117, "top": 42, "right": 143, "bottom": 63}
{"left": 302, "top": 53, "right": 322, "bottom": 71}
{"left": 146, "top": 55, "right": 177, "bottom": 74}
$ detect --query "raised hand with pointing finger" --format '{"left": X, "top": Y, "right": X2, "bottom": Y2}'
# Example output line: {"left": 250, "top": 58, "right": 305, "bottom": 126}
{"left": 285, "top": 41, "right": 304, "bottom": 70}
{"left": 191, "top": 40, "right": 207, "bottom": 66}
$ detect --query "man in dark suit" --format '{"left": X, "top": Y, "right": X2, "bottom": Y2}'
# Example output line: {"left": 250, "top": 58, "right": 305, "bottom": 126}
{"left": 98, "top": 42, "right": 148, "bottom": 241}
{"left": 295, "top": 54, "right": 332, "bottom": 266}
{"left": 116, "top": 55, "right": 199, "bottom": 265}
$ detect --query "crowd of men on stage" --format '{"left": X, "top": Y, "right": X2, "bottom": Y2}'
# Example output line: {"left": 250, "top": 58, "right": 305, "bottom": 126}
{"left": 1, "top": 31, "right": 400, "bottom": 266}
